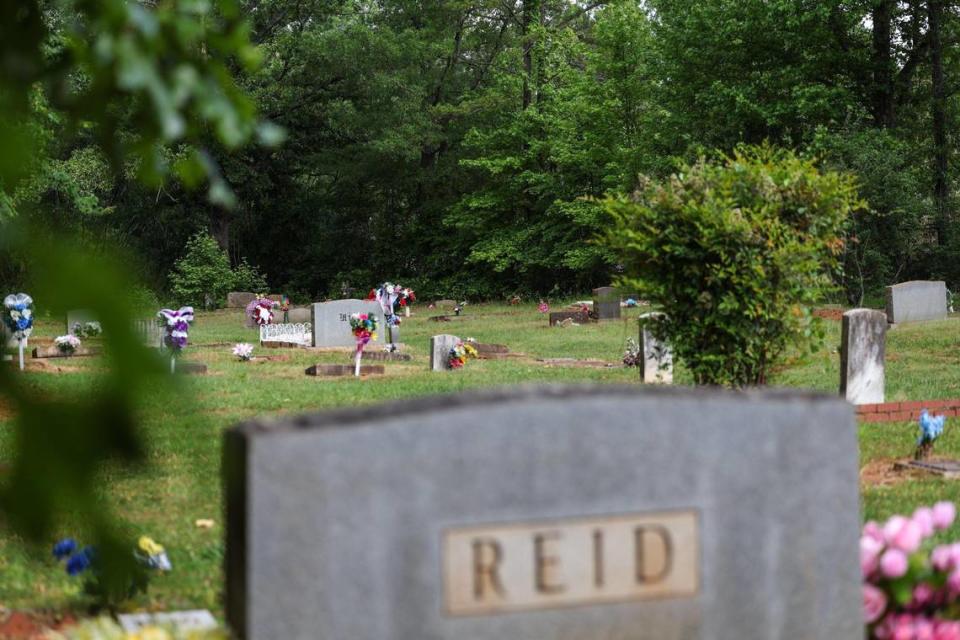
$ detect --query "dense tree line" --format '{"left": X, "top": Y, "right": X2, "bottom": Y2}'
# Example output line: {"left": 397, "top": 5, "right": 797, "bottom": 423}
{"left": 5, "top": 0, "right": 960, "bottom": 303}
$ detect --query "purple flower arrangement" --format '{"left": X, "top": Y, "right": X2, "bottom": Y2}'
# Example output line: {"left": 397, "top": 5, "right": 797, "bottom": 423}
{"left": 157, "top": 307, "right": 194, "bottom": 353}
{"left": 862, "top": 502, "right": 960, "bottom": 638}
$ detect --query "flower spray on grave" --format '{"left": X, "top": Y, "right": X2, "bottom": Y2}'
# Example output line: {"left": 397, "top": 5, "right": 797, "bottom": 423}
{"left": 916, "top": 409, "right": 947, "bottom": 461}
{"left": 349, "top": 312, "right": 377, "bottom": 377}
{"left": 3, "top": 293, "right": 33, "bottom": 371}
{"left": 233, "top": 343, "right": 254, "bottom": 362}
{"left": 398, "top": 287, "right": 416, "bottom": 317}
{"left": 55, "top": 334, "right": 82, "bottom": 357}
{"left": 72, "top": 322, "right": 102, "bottom": 338}
{"left": 622, "top": 338, "right": 641, "bottom": 368}
{"left": 448, "top": 340, "right": 478, "bottom": 369}
{"left": 861, "top": 502, "right": 960, "bottom": 638}
{"left": 52, "top": 535, "right": 171, "bottom": 610}
{"left": 247, "top": 297, "right": 276, "bottom": 328}
{"left": 373, "top": 283, "right": 402, "bottom": 350}
{"left": 158, "top": 307, "right": 194, "bottom": 374}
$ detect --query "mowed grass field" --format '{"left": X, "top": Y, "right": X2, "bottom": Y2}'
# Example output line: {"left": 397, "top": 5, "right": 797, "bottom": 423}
{"left": 1, "top": 302, "right": 959, "bottom": 616}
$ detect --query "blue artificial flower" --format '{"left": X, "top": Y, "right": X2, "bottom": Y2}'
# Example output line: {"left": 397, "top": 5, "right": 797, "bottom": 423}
{"left": 13, "top": 304, "right": 24, "bottom": 312}
{"left": 52, "top": 538, "right": 77, "bottom": 560}
{"left": 65, "top": 547, "right": 95, "bottom": 576}
{"left": 919, "top": 409, "right": 946, "bottom": 445}
{"left": 16, "top": 317, "right": 31, "bottom": 331}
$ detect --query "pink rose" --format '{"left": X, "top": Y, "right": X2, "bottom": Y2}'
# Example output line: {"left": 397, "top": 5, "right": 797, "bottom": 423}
{"left": 892, "top": 615, "right": 916, "bottom": 640}
{"left": 948, "top": 570, "right": 960, "bottom": 596}
{"left": 885, "top": 516, "right": 924, "bottom": 554}
{"left": 935, "top": 620, "right": 960, "bottom": 640}
{"left": 881, "top": 549, "right": 909, "bottom": 579}
{"left": 913, "top": 583, "right": 936, "bottom": 608}
{"left": 864, "top": 520, "right": 885, "bottom": 543}
{"left": 917, "top": 618, "right": 936, "bottom": 640}
{"left": 933, "top": 545, "right": 954, "bottom": 572}
{"left": 862, "top": 535, "right": 885, "bottom": 577}
{"left": 915, "top": 507, "right": 936, "bottom": 537}
{"left": 864, "top": 584, "right": 889, "bottom": 624}
{"left": 934, "top": 502, "right": 957, "bottom": 531}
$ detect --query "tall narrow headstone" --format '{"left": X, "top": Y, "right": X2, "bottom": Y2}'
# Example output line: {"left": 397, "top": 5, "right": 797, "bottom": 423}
{"left": 225, "top": 385, "right": 861, "bottom": 640}
{"left": 592, "top": 286, "right": 620, "bottom": 320}
{"left": 885, "top": 281, "right": 948, "bottom": 324}
{"left": 430, "top": 334, "right": 460, "bottom": 371}
{"left": 639, "top": 313, "right": 672, "bottom": 384}
{"left": 840, "top": 308, "right": 886, "bottom": 405}
{"left": 310, "top": 300, "right": 384, "bottom": 348}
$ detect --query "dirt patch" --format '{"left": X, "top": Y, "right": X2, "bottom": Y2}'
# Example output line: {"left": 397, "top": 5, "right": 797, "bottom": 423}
{"left": 0, "top": 399, "right": 16, "bottom": 421}
{"left": 858, "top": 456, "right": 960, "bottom": 487}
{"left": 7, "top": 360, "right": 85, "bottom": 375}
{"left": 0, "top": 609, "right": 76, "bottom": 639}
{"left": 813, "top": 307, "right": 845, "bottom": 321}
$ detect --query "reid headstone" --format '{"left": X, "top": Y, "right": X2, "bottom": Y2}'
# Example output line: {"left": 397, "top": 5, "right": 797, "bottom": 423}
{"left": 430, "top": 334, "right": 460, "bottom": 371}
{"left": 228, "top": 292, "right": 257, "bottom": 309}
{"left": 639, "top": 313, "right": 672, "bottom": 384}
{"left": 840, "top": 308, "right": 886, "bottom": 405}
{"left": 885, "top": 281, "right": 948, "bottom": 325}
{"left": 225, "top": 385, "right": 860, "bottom": 640}
{"left": 310, "top": 300, "right": 384, "bottom": 348}
{"left": 592, "top": 286, "right": 620, "bottom": 321}
{"left": 66, "top": 309, "right": 98, "bottom": 335}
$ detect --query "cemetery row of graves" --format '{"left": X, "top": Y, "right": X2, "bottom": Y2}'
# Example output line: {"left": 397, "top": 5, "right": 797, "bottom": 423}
{"left": 2, "top": 283, "right": 960, "bottom": 638}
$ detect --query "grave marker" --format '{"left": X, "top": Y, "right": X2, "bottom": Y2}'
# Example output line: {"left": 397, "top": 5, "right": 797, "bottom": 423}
{"left": 430, "top": 334, "right": 460, "bottom": 371}
{"left": 228, "top": 292, "right": 257, "bottom": 309}
{"left": 225, "top": 385, "right": 861, "bottom": 640}
{"left": 840, "top": 308, "right": 886, "bottom": 405}
{"left": 260, "top": 323, "right": 312, "bottom": 347}
{"left": 549, "top": 310, "right": 589, "bottom": 326}
{"left": 310, "top": 300, "right": 384, "bottom": 348}
{"left": 885, "top": 281, "right": 948, "bottom": 324}
{"left": 639, "top": 313, "right": 672, "bottom": 384}
{"left": 592, "top": 286, "right": 620, "bottom": 321}
{"left": 65, "top": 309, "right": 98, "bottom": 335}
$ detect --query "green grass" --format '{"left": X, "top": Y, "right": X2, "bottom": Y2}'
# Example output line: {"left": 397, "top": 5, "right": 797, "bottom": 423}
{"left": 2, "top": 303, "right": 960, "bottom": 615}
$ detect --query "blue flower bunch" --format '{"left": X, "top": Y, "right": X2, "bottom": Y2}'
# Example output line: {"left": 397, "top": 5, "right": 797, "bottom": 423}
{"left": 919, "top": 409, "right": 946, "bottom": 446}
{"left": 52, "top": 538, "right": 97, "bottom": 576}
{"left": 2, "top": 293, "right": 34, "bottom": 339}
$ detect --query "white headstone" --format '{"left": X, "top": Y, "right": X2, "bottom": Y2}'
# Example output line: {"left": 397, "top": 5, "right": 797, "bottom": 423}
{"left": 311, "top": 300, "right": 385, "bottom": 348}
{"left": 885, "top": 281, "right": 948, "bottom": 324}
{"left": 260, "top": 323, "right": 313, "bottom": 346}
{"left": 639, "top": 313, "right": 673, "bottom": 384}
{"left": 430, "top": 334, "right": 460, "bottom": 371}
{"left": 840, "top": 308, "right": 886, "bottom": 405}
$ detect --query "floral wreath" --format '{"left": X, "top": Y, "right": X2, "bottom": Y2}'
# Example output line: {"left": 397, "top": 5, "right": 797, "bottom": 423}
{"left": 448, "top": 339, "right": 478, "bottom": 369}
{"left": 158, "top": 307, "right": 194, "bottom": 353}
{"left": 3, "top": 293, "right": 34, "bottom": 340}
{"left": 350, "top": 312, "right": 378, "bottom": 347}
{"left": 247, "top": 297, "right": 276, "bottom": 327}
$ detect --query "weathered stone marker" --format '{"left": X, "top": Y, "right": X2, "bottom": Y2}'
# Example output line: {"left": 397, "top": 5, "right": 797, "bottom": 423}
{"left": 592, "top": 286, "right": 620, "bottom": 321}
{"left": 306, "top": 363, "right": 385, "bottom": 377}
{"left": 225, "top": 385, "right": 861, "bottom": 640}
{"left": 549, "top": 310, "right": 589, "bottom": 326}
{"left": 639, "top": 313, "right": 672, "bottom": 384}
{"left": 228, "top": 292, "right": 257, "bottom": 309}
{"left": 840, "top": 308, "right": 886, "bottom": 405}
{"left": 430, "top": 334, "right": 460, "bottom": 371}
{"left": 310, "top": 300, "right": 384, "bottom": 348}
{"left": 885, "top": 280, "right": 948, "bottom": 324}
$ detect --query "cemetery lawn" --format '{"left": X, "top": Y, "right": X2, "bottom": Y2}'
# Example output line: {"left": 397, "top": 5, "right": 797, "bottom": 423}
{"left": 1, "top": 304, "right": 959, "bottom": 617}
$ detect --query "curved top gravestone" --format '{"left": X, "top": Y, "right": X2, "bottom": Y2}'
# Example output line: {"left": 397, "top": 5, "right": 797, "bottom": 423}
{"left": 225, "top": 384, "right": 860, "bottom": 640}
{"left": 885, "top": 281, "right": 948, "bottom": 325}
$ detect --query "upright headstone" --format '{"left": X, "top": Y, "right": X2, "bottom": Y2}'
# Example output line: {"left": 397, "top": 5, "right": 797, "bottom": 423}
{"left": 430, "top": 334, "right": 460, "bottom": 371}
{"left": 840, "top": 308, "right": 886, "bottom": 405}
{"left": 310, "top": 300, "right": 384, "bottom": 348}
{"left": 592, "top": 286, "right": 620, "bottom": 320}
{"left": 228, "top": 292, "right": 257, "bottom": 309}
{"left": 885, "top": 281, "right": 948, "bottom": 324}
{"left": 287, "top": 307, "right": 311, "bottom": 324}
{"left": 66, "top": 309, "right": 98, "bottom": 335}
{"left": 639, "top": 313, "right": 672, "bottom": 384}
{"left": 225, "top": 385, "right": 861, "bottom": 640}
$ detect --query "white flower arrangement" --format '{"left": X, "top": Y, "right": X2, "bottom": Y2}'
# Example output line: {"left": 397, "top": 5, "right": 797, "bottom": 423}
{"left": 233, "top": 343, "right": 254, "bottom": 361}
{"left": 54, "top": 334, "right": 82, "bottom": 356}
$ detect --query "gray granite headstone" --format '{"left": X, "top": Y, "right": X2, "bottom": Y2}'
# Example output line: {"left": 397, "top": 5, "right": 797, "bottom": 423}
{"left": 310, "top": 300, "right": 385, "bottom": 348}
{"left": 639, "top": 313, "right": 672, "bottom": 384}
{"left": 225, "top": 385, "right": 860, "bottom": 640}
{"left": 287, "top": 307, "right": 311, "bottom": 324}
{"left": 430, "top": 334, "right": 460, "bottom": 371}
{"left": 840, "top": 308, "right": 886, "bottom": 405}
{"left": 66, "top": 309, "right": 98, "bottom": 335}
{"left": 885, "top": 281, "right": 948, "bottom": 324}
{"left": 228, "top": 292, "right": 257, "bottom": 309}
{"left": 592, "top": 286, "right": 620, "bottom": 320}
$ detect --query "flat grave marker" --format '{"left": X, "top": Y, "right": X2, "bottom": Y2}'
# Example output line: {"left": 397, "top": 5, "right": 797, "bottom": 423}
{"left": 549, "top": 310, "right": 589, "bottom": 326}
{"left": 306, "top": 363, "right": 385, "bottom": 377}
{"left": 225, "top": 385, "right": 861, "bottom": 640}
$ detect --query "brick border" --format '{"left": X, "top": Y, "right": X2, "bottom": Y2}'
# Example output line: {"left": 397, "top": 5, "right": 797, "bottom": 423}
{"left": 857, "top": 400, "right": 960, "bottom": 423}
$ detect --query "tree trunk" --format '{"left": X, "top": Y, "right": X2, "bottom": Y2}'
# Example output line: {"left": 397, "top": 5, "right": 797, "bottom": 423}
{"left": 929, "top": 0, "right": 950, "bottom": 246}
{"left": 871, "top": 0, "right": 895, "bottom": 127}
{"left": 210, "top": 210, "right": 231, "bottom": 253}
{"left": 522, "top": 0, "right": 535, "bottom": 110}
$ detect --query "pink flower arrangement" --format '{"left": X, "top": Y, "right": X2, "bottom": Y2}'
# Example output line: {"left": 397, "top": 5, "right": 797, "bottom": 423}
{"left": 863, "top": 501, "right": 959, "bottom": 638}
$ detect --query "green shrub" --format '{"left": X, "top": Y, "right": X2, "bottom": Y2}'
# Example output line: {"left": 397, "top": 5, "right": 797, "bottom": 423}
{"left": 168, "top": 233, "right": 268, "bottom": 308}
{"left": 603, "top": 145, "right": 861, "bottom": 386}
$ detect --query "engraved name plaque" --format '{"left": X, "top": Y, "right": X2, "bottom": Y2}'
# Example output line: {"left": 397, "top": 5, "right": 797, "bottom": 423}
{"left": 443, "top": 510, "right": 699, "bottom": 615}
